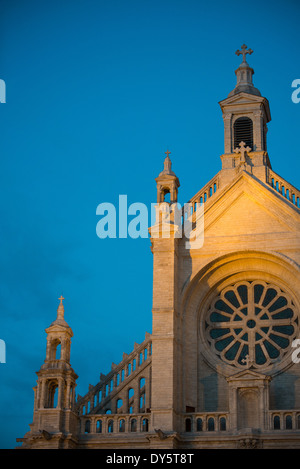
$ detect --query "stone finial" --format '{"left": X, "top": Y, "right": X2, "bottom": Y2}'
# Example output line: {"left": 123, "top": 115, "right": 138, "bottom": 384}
{"left": 57, "top": 295, "right": 65, "bottom": 320}
{"left": 161, "top": 150, "right": 174, "bottom": 175}
{"left": 48, "top": 294, "right": 71, "bottom": 329}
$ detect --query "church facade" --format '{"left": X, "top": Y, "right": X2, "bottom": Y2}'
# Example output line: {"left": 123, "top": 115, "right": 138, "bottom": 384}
{"left": 18, "top": 46, "right": 300, "bottom": 449}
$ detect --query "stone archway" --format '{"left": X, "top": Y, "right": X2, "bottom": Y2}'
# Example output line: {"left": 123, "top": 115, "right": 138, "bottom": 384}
{"left": 180, "top": 250, "right": 300, "bottom": 414}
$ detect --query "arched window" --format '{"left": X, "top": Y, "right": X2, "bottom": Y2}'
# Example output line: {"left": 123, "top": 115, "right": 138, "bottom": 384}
{"left": 117, "top": 398, "right": 123, "bottom": 410}
{"left": 142, "top": 418, "right": 149, "bottom": 432}
{"left": 55, "top": 342, "right": 61, "bottom": 360}
{"left": 234, "top": 117, "right": 253, "bottom": 150}
{"left": 162, "top": 189, "right": 170, "bottom": 203}
{"left": 130, "top": 418, "right": 137, "bottom": 432}
{"left": 49, "top": 339, "right": 61, "bottom": 360}
{"left": 108, "top": 419, "right": 114, "bottom": 433}
{"left": 274, "top": 415, "right": 280, "bottom": 430}
{"left": 84, "top": 420, "right": 90, "bottom": 434}
{"left": 140, "top": 378, "right": 145, "bottom": 389}
{"left": 196, "top": 418, "right": 203, "bottom": 431}
{"left": 208, "top": 417, "right": 215, "bottom": 431}
{"left": 96, "top": 419, "right": 102, "bottom": 433}
{"left": 46, "top": 380, "right": 58, "bottom": 408}
{"left": 185, "top": 418, "right": 192, "bottom": 432}
{"left": 128, "top": 388, "right": 134, "bottom": 399}
{"left": 119, "top": 419, "right": 125, "bottom": 432}
{"left": 220, "top": 417, "right": 226, "bottom": 431}
{"left": 286, "top": 415, "right": 293, "bottom": 430}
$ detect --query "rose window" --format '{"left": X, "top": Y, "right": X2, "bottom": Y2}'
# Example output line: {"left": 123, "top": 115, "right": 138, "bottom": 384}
{"left": 205, "top": 281, "right": 298, "bottom": 370}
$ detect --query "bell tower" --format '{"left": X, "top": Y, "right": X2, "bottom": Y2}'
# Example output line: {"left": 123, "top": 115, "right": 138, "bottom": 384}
{"left": 20, "top": 296, "right": 79, "bottom": 448}
{"left": 218, "top": 45, "right": 272, "bottom": 185}
{"left": 149, "top": 152, "right": 181, "bottom": 444}
{"left": 155, "top": 150, "right": 180, "bottom": 204}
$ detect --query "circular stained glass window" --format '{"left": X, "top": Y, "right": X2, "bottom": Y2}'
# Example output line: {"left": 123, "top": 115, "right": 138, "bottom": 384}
{"left": 205, "top": 281, "right": 299, "bottom": 370}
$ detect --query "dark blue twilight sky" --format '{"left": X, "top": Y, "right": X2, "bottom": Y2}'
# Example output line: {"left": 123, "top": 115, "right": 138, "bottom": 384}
{"left": 0, "top": 0, "right": 299, "bottom": 449}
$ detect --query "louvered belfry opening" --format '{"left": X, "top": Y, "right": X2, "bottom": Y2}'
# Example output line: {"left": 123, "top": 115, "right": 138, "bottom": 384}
{"left": 233, "top": 117, "right": 253, "bottom": 150}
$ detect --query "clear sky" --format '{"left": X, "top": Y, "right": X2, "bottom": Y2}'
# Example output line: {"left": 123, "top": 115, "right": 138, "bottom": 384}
{"left": 1, "top": 0, "right": 300, "bottom": 449}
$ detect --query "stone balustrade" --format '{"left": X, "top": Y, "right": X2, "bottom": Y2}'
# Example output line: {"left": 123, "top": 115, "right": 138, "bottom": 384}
{"left": 268, "top": 410, "right": 300, "bottom": 431}
{"left": 183, "top": 412, "right": 229, "bottom": 432}
{"left": 183, "top": 410, "right": 300, "bottom": 433}
{"left": 187, "top": 173, "right": 220, "bottom": 214}
{"left": 267, "top": 169, "right": 300, "bottom": 208}
{"left": 80, "top": 412, "right": 151, "bottom": 434}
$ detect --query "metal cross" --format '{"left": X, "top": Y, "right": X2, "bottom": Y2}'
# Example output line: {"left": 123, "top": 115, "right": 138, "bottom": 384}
{"left": 165, "top": 150, "right": 171, "bottom": 158}
{"left": 58, "top": 295, "right": 64, "bottom": 303}
{"left": 235, "top": 44, "right": 253, "bottom": 63}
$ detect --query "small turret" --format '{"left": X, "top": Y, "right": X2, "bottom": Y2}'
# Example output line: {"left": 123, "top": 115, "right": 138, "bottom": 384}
{"left": 155, "top": 150, "right": 180, "bottom": 204}
{"left": 18, "top": 296, "right": 79, "bottom": 448}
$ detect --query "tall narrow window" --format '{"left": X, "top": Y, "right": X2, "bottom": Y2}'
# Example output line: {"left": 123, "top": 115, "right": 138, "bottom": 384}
{"left": 96, "top": 419, "right": 102, "bottom": 433}
{"left": 119, "top": 419, "right": 125, "bottom": 432}
{"left": 274, "top": 415, "right": 280, "bottom": 430}
{"left": 197, "top": 418, "right": 203, "bottom": 431}
{"left": 85, "top": 420, "right": 90, "bottom": 433}
{"left": 55, "top": 342, "right": 61, "bottom": 360}
{"left": 234, "top": 117, "right": 253, "bottom": 150}
{"left": 220, "top": 417, "right": 226, "bottom": 431}
{"left": 185, "top": 418, "right": 192, "bottom": 432}
{"left": 286, "top": 415, "right": 293, "bottom": 429}
{"left": 208, "top": 417, "right": 215, "bottom": 431}
{"left": 46, "top": 380, "right": 58, "bottom": 408}
{"left": 117, "top": 398, "right": 123, "bottom": 410}
{"left": 142, "top": 418, "right": 149, "bottom": 432}
{"left": 108, "top": 419, "right": 114, "bottom": 433}
{"left": 130, "top": 418, "right": 137, "bottom": 432}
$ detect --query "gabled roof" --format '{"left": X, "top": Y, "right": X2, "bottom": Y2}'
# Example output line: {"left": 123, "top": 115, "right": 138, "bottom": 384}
{"left": 187, "top": 169, "right": 300, "bottom": 246}
{"left": 226, "top": 368, "right": 272, "bottom": 383}
{"left": 219, "top": 91, "right": 271, "bottom": 122}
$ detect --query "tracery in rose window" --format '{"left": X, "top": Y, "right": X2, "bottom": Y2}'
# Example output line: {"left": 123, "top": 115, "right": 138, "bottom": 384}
{"left": 205, "top": 281, "right": 299, "bottom": 370}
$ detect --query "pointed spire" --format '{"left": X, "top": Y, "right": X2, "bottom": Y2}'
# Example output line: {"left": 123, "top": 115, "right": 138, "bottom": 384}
{"left": 57, "top": 295, "right": 65, "bottom": 321}
{"left": 159, "top": 150, "right": 176, "bottom": 176}
{"left": 48, "top": 294, "right": 70, "bottom": 328}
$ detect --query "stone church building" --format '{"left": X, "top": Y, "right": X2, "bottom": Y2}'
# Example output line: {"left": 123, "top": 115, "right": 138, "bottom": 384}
{"left": 18, "top": 46, "right": 300, "bottom": 449}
